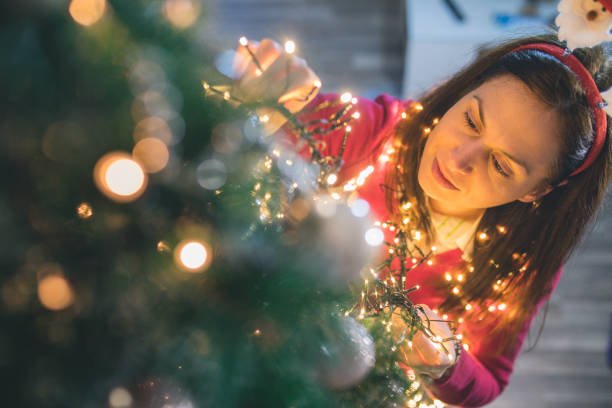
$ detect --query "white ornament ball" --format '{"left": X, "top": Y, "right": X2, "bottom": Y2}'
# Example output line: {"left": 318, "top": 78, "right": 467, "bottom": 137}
{"left": 316, "top": 316, "right": 376, "bottom": 390}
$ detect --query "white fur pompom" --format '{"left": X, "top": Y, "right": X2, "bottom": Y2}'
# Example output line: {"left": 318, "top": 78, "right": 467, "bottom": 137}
{"left": 556, "top": 0, "right": 612, "bottom": 50}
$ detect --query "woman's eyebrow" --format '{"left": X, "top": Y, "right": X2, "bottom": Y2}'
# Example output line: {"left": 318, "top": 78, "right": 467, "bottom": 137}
{"left": 472, "top": 95, "right": 530, "bottom": 175}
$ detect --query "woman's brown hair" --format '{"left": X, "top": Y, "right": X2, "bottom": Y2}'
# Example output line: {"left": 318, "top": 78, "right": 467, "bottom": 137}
{"left": 388, "top": 34, "right": 612, "bottom": 353}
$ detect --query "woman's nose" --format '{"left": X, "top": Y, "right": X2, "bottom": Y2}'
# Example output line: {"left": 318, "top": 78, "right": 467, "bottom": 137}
{"left": 448, "top": 140, "right": 481, "bottom": 175}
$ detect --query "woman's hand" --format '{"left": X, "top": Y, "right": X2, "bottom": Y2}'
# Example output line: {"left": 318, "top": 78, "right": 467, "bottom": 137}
{"left": 230, "top": 38, "right": 321, "bottom": 134}
{"left": 390, "top": 304, "right": 459, "bottom": 380}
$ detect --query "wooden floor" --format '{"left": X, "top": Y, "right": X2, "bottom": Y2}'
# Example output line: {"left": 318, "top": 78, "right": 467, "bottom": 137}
{"left": 205, "top": 1, "right": 612, "bottom": 406}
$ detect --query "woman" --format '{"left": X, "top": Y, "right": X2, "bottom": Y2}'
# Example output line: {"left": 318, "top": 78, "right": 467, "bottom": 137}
{"left": 228, "top": 33, "right": 612, "bottom": 407}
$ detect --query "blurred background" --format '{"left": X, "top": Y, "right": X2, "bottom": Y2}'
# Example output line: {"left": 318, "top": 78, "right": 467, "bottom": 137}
{"left": 206, "top": 0, "right": 612, "bottom": 407}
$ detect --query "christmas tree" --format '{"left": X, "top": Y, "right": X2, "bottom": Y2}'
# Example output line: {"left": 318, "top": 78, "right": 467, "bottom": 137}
{"left": 0, "top": 1, "right": 458, "bottom": 407}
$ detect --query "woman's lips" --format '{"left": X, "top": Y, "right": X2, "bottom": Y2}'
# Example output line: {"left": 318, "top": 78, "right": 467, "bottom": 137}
{"left": 432, "top": 157, "right": 459, "bottom": 190}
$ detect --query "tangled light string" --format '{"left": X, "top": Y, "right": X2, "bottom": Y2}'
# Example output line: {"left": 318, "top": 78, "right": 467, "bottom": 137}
{"left": 204, "top": 36, "right": 468, "bottom": 407}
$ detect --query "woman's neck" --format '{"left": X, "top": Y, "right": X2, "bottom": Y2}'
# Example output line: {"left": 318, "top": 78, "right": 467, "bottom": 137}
{"left": 428, "top": 197, "right": 484, "bottom": 222}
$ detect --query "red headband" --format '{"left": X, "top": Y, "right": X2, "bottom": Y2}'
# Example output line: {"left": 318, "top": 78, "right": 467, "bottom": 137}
{"left": 512, "top": 43, "right": 608, "bottom": 176}
{"left": 600, "top": 0, "right": 612, "bottom": 11}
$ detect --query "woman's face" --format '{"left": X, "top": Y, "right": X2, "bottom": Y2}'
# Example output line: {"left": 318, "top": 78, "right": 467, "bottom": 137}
{"left": 418, "top": 74, "right": 562, "bottom": 218}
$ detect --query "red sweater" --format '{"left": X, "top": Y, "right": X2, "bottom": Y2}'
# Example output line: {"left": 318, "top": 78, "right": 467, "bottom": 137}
{"left": 283, "top": 93, "right": 563, "bottom": 407}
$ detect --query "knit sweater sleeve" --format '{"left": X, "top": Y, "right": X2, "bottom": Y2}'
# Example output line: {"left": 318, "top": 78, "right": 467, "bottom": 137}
{"left": 279, "top": 92, "right": 411, "bottom": 178}
{"left": 425, "top": 266, "right": 564, "bottom": 407}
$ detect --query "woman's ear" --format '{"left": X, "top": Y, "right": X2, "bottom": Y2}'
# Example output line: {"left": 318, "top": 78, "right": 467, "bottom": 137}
{"left": 517, "top": 183, "right": 554, "bottom": 203}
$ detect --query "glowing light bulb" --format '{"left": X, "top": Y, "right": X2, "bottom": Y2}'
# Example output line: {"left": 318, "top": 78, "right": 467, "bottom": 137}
{"left": 174, "top": 240, "right": 211, "bottom": 273}
{"left": 352, "top": 111, "right": 361, "bottom": 119}
{"left": 239, "top": 36, "right": 248, "bottom": 46}
{"left": 340, "top": 92, "right": 352, "bottom": 104}
{"left": 94, "top": 152, "right": 148, "bottom": 203}
{"left": 326, "top": 173, "right": 338, "bottom": 185}
{"left": 284, "top": 40, "right": 296, "bottom": 54}
{"left": 314, "top": 79, "right": 322, "bottom": 88}
{"left": 465, "top": 304, "right": 473, "bottom": 311}
{"left": 69, "top": 0, "right": 106, "bottom": 26}
{"left": 76, "top": 202, "right": 93, "bottom": 219}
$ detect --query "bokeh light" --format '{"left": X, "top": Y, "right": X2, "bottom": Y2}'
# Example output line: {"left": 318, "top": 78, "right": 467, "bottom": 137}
{"left": 132, "top": 137, "right": 170, "bottom": 173}
{"left": 76, "top": 202, "right": 93, "bottom": 219}
{"left": 94, "top": 152, "right": 148, "bottom": 202}
{"left": 38, "top": 274, "right": 74, "bottom": 311}
{"left": 196, "top": 159, "right": 227, "bottom": 190}
{"left": 108, "top": 387, "right": 133, "bottom": 408}
{"left": 349, "top": 198, "right": 370, "bottom": 218}
{"left": 364, "top": 227, "right": 384, "bottom": 247}
{"left": 133, "top": 116, "right": 174, "bottom": 145}
{"left": 162, "top": 0, "right": 200, "bottom": 29}
{"left": 314, "top": 195, "right": 337, "bottom": 218}
{"left": 69, "top": 0, "right": 107, "bottom": 26}
{"left": 174, "top": 240, "right": 211, "bottom": 273}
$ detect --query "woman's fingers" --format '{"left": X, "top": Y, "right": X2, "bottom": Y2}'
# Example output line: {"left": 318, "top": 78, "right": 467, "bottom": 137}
{"left": 278, "top": 56, "right": 321, "bottom": 111}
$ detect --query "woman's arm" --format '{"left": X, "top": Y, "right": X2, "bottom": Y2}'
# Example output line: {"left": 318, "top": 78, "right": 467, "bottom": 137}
{"left": 425, "top": 266, "right": 564, "bottom": 407}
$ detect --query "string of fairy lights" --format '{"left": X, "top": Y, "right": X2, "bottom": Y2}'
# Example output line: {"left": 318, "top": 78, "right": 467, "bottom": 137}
{"left": 78, "top": 26, "right": 523, "bottom": 406}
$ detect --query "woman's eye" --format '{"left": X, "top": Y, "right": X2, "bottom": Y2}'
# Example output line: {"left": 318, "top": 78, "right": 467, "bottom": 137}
{"left": 463, "top": 112, "right": 477, "bottom": 131}
{"left": 492, "top": 156, "right": 510, "bottom": 178}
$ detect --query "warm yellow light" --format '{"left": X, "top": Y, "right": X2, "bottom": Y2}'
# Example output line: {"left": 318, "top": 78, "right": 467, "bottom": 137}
{"left": 457, "top": 273, "right": 464, "bottom": 282}
{"left": 174, "top": 240, "right": 211, "bottom": 273}
{"left": 498, "top": 303, "right": 507, "bottom": 311}
{"left": 477, "top": 232, "right": 489, "bottom": 242}
{"left": 239, "top": 36, "right": 248, "bottom": 46}
{"left": 314, "top": 79, "right": 322, "bottom": 88}
{"left": 352, "top": 111, "right": 361, "bottom": 119}
{"left": 162, "top": 0, "right": 200, "bottom": 29}
{"left": 452, "top": 287, "right": 460, "bottom": 295}
{"left": 69, "top": 0, "right": 106, "bottom": 27}
{"left": 488, "top": 305, "right": 496, "bottom": 312}
{"left": 465, "top": 303, "right": 473, "bottom": 311}
{"left": 94, "top": 152, "right": 147, "bottom": 202}
{"left": 132, "top": 137, "right": 170, "bottom": 173}
{"left": 38, "top": 274, "right": 74, "bottom": 311}
{"left": 496, "top": 225, "right": 508, "bottom": 234}
{"left": 76, "top": 202, "right": 93, "bottom": 219}
{"left": 444, "top": 272, "right": 452, "bottom": 281}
